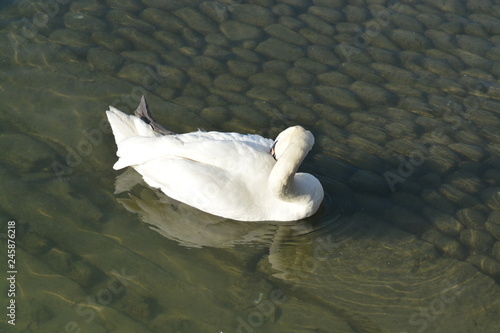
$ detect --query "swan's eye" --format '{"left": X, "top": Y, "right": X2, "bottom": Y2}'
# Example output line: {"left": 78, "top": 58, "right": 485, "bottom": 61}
{"left": 270, "top": 141, "right": 277, "bottom": 160}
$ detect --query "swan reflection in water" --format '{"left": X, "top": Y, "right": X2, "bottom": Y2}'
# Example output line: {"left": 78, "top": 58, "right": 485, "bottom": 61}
{"left": 114, "top": 168, "right": 355, "bottom": 280}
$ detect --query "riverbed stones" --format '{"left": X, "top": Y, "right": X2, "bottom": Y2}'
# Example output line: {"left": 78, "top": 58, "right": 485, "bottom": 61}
{"left": 350, "top": 81, "right": 396, "bottom": 106}
{"left": 421, "top": 228, "right": 467, "bottom": 259}
{"left": 263, "top": 60, "right": 291, "bottom": 74}
{"left": 460, "top": 229, "right": 495, "bottom": 253}
{"left": 467, "top": 255, "right": 500, "bottom": 278}
{"left": 346, "top": 122, "right": 387, "bottom": 143}
{"left": 214, "top": 73, "right": 249, "bottom": 92}
{"left": 392, "top": 13, "right": 425, "bottom": 33}
{"left": 231, "top": 4, "right": 276, "bottom": 27}
{"left": 229, "top": 105, "right": 268, "bottom": 128}
{"left": 307, "top": 45, "right": 340, "bottom": 66}
{"left": 486, "top": 210, "right": 500, "bottom": 240}
{"left": 308, "top": 6, "right": 343, "bottom": 24}
{"left": 227, "top": 60, "right": 258, "bottom": 78}
{"left": 264, "top": 23, "right": 309, "bottom": 46}
{"left": 278, "top": 16, "right": 305, "bottom": 31}
{"left": 153, "top": 31, "right": 184, "bottom": 49}
{"left": 298, "top": 13, "right": 335, "bottom": 35}
{"left": 116, "top": 27, "right": 165, "bottom": 52}
{"left": 299, "top": 27, "right": 334, "bottom": 46}
{"left": 193, "top": 55, "right": 225, "bottom": 74}
{"left": 457, "top": 34, "right": 493, "bottom": 56}
{"left": 107, "top": 0, "right": 143, "bottom": 11}
{"left": 140, "top": 8, "right": 185, "bottom": 32}
{"left": 70, "top": 0, "right": 107, "bottom": 16}
{"left": 315, "top": 86, "right": 362, "bottom": 109}
{"left": 92, "top": 31, "right": 132, "bottom": 52}
{"left": 280, "top": 103, "right": 317, "bottom": 125}
{"left": 49, "top": 29, "right": 94, "bottom": 48}
{"left": 448, "top": 143, "right": 487, "bottom": 162}
{"left": 483, "top": 187, "right": 500, "bottom": 210}
{"left": 220, "top": 20, "right": 262, "bottom": 41}
{"left": 256, "top": 38, "right": 305, "bottom": 61}
{"left": 494, "top": 242, "right": 500, "bottom": 261}
{"left": 0, "top": 134, "right": 54, "bottom": 173}
{"left": 174, "top": 7, "right": 218, "bottom": 35}
{"left": 64, "top": 12, "right": 108, "bottom": 32}
{"left": 121, "top": 50, "right": 160, "bottom": 66}
{"left": 456, "top": 208, "right": 486, "bottom": 230}
{"left": 199, "top": 1, "right": 228, "bottom": 23}
{"left": 199, "top": 106, "right": 230, "bottom": 124}
{"left": 246, "top": 86, "right": 287, "bottom": 103}
{"left": 389, "top": 29, "right": 432, "bottom": 52}
{"left": 117, "top": 63, "right": 158, "bottom": 86}
{"left": 107, "top": 9, "right": 155, "bottom": 32}
{"left": 249, "top": 73, "right": 288, "bottom": 91}
{"left": 312, "top": 104, "right": 350, "bottom": 127}
{"left": 285, "top": 67, "right": 313, "bottom": 86}
{"left": 87, "top": 47, "right": 124, "bottom": 74}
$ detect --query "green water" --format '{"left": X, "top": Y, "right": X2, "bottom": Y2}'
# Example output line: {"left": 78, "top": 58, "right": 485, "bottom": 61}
{"left": 1, "top": 0, "right": 500, "bottom": 332}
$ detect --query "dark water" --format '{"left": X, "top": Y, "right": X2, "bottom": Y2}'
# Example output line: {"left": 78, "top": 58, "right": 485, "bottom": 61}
{"left": 1, "top": 0, "right": 500, "bottom": 332}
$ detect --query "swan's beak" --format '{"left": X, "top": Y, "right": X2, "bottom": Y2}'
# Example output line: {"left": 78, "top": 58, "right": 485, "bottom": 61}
{"left": 270, "top": 141, "right": 277, "bottom": 161}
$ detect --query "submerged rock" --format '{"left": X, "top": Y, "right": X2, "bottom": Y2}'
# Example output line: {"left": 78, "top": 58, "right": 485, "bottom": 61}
{"left": 174, "top": 7, "right": 218, "bottom": 35}
{"left": 106, "top": 9, "right": 155, "bottom": 32}
{"left": 140, "top": 8, "right": 185, "bottom": 32}
{"left": 256, "top": 38, "right": 305, "bottom": 61}
{"left": 106, "top": 0, "right": 143, "bottom": 12}
{"left": 315, "top": 85, "right": 361, "bottom": 109}
{"left": 70, "top": 0, "right": 107, "bottom": 16}
{"left": 456, "top": 208, "right": 486, "bottom": 230}
{"left": 219, "top": 20, "right": 262, "bottom": 41}
{"left": 226, "top": 60, "right": 258, "bottom": 78}
{"left": 92, "top": 31, "right": 132, "bottom": 52}
{"left": 49, "top": 29, "right": 94, "bottom": 48}
{"left": 460, "top": 229, "right": 494, "bottom": 253}
{"left": 264, "top": 23, "right": 309, "bottom": 46}
{"left": 231, "top": 4, "right": 276, "bottom": 27}
{"left": 350, "top": 80, "right": 397, "bottom": 106}
{"left": 64, "top": 12, "right": 107, "bottom": 32}
{"left": 214, "top": 73, "right": 249, "bottom": 92}
{"left": 0, "top": 134, "right": 54, "bottom": 173}
{"left": 466, "top": 255, "right": 500, "bottom": 278}
{"left": 421, "top": 228, "right": 467, "bottom": 259}
{"left": 88, "top": 47, "right": 124, "bottom": 74}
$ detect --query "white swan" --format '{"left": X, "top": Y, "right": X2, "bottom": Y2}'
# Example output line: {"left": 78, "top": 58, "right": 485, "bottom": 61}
{"left": 106, "top": 96, "right": 324, "bottom": 221}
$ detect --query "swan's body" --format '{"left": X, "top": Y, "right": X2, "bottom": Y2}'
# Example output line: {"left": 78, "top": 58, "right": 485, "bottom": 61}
{"left": 106, "top": 97, "right": 324, "bottom": 221}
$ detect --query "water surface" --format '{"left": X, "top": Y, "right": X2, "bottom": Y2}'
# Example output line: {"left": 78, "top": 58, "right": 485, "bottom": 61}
{"left": 1, "top": 0, "right": 500, "bottom": 332}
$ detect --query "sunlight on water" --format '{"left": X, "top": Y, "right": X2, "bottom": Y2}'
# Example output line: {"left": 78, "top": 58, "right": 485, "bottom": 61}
{"left": 1, "top": 0, "right": 500, "bottom": 332}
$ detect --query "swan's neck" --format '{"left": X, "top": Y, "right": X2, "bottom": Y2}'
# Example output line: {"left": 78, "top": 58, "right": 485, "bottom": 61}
{"left": 268, "top": 146, "right": 308, "bottom": 201}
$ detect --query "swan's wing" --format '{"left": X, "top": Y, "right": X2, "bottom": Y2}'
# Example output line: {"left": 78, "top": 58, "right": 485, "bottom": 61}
{"left": 113, "top": 132, "right": 274, "bottom": 170}
{"left": 134, "top": 156, "right": 254, "bottom": 219}
{"left": 173, "top": 130, "right": 273, "bottom": 147}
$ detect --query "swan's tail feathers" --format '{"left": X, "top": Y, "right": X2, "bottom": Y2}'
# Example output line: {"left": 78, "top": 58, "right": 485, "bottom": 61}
{"left": 134, "top": 95, "right": 175, "bottom": 135}
{"left": 106, "top": 107, "right": 155, "bottom": 145}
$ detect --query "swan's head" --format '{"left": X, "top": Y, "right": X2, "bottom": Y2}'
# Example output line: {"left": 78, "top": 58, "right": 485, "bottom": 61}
{"left": 270, "top": 126, "right": 315, "bottom": 161}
